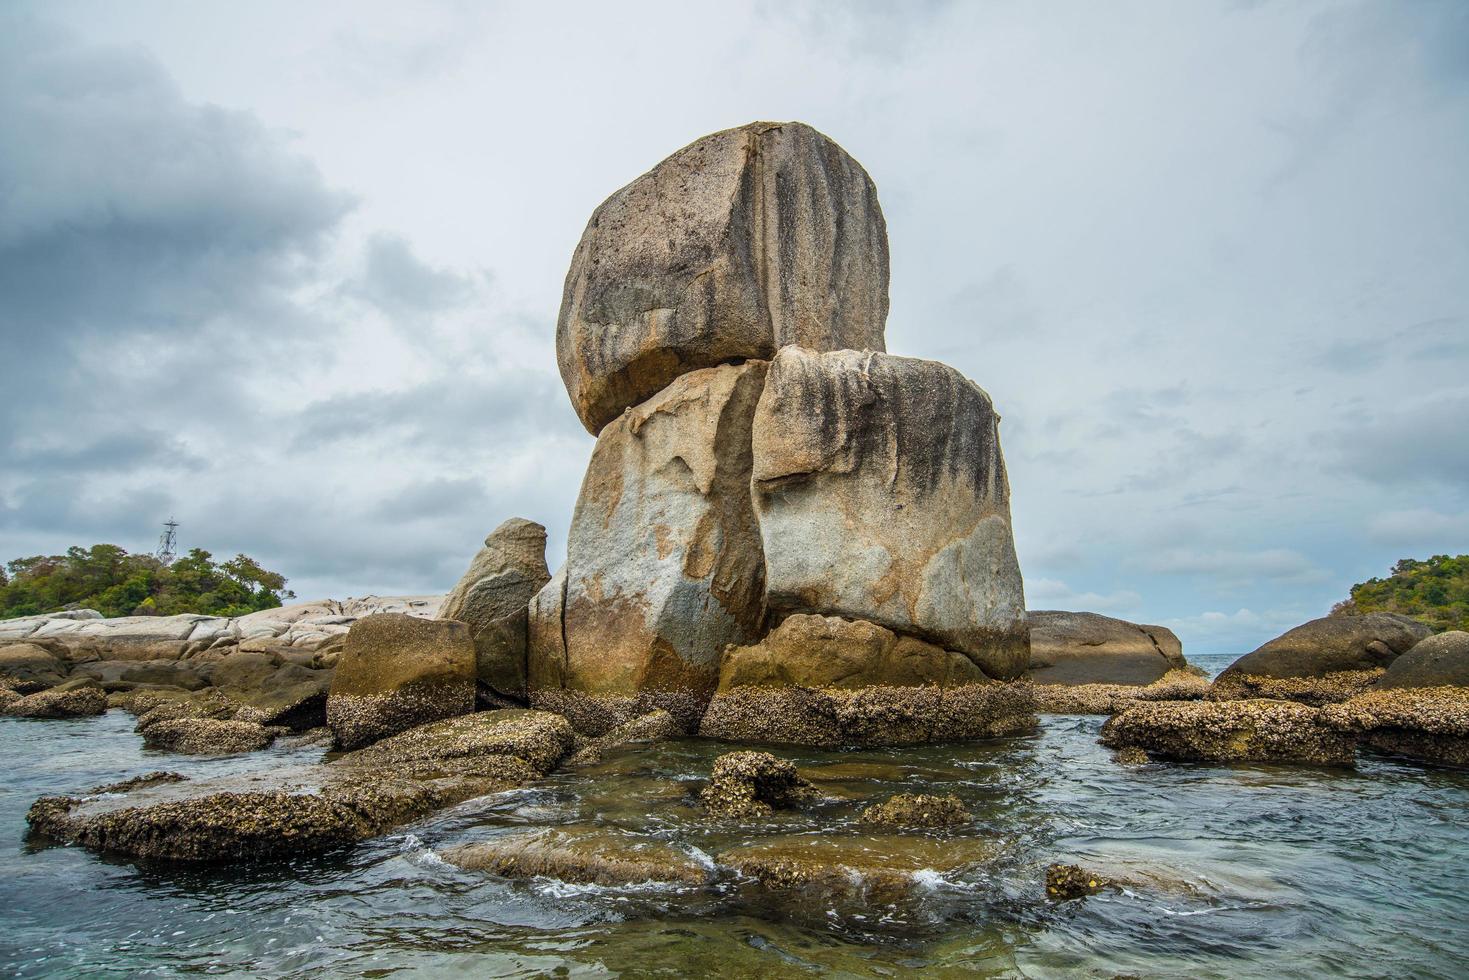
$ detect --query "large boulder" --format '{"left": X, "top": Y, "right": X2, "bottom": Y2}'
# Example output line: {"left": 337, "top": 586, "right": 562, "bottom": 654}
{"left": 438, "top": 518, "right": 551, "bottom": 704}
{"left": 529, "top": 362, "right": 768, "bottom": 735}
{"left": 0, "top": 643, "right": 69, "bottom": 693}
{"left": 1026, "top": 611, "right": 1187, "bottom": 685}
{"left": 1211, "top": 613, "right": 1432, "bottom": 703}
{"left": 1376, "top": 631, "right": 1469, "bottom": 689}
{"left": 211, "top": 650, "right": 333, "bottom": 730}
{"left": 751, "top": 346, "right": 1028, "bottom": 678}
{"left": 556, "top": 120, "right": 889, "bottom": 435}
{"left": 328, "top": 614, "right": 476, "bottom": 750}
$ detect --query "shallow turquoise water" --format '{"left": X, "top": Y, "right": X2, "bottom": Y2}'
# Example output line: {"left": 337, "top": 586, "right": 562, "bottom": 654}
{"left": 2, "top": 661, "right": 1467, "bottom": 978}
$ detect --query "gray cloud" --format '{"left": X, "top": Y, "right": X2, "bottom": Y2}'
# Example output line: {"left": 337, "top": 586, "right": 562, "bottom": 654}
{"left": 1330, "top": 394, "right": 1469, "bottom": 487}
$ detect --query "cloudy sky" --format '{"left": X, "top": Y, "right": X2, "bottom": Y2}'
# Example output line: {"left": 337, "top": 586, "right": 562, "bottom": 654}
{"left": 2, "top": 1, "right": 1465, "bottom": 653}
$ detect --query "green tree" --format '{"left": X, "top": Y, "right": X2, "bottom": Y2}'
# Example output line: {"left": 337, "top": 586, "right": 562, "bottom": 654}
{"left": 1335, "top": 554, "right": 1469, "bottom": 632}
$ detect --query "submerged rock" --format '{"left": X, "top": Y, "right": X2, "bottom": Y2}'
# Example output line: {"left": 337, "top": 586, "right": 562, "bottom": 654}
{"left": 1100, "top": 700, "right": 1358, "bottom": 765}
{"left": 529, "top": 362, "right": 769, "bottom": 735}
{"left": 720, "top": 834, "right": 995, "bottom": 901}
{"left": 438, "top": 518, "right": 551, "bottom": 704}
{"left": 1046, "top": 863, "right": 1110, "bottom": 901}
{"left": 858, "top": 793, "right": 969, "bottom": 829}
{"left": 3, "top": 677, "right": 107, "bottom": 718}
{"left": 556, "top": 120, "right": 888, "bottom": 435}
{"left": 1211, "top": 614, "right": 1431, "bottom": 703}
{"left": 699, "top": 681, "right": 1036, "bottom": 749}
{"left": 751, "top": 346, "right": 1028, "bottom": 679}
{"left": 700, "top": 751, "right": 817, "bottom": 818}
{"left": 1026, "top": 611, "right": 1187, "bottom": 686}
{"left": 1032, "top": 669, "right": 1211, "bottom": 715}
{"left": 1114, "top": 746, "right": 1151, "bottom": 766}
{"left": 1323, "top": 686, "right": 1469, "bottom": 766}
{"left": 327, "top": 614, "right": 475, "bottom": 750}
{"left": 444, "top": 827, "right": 712, "bottom": 886}
{"left": 140, "top": 718, "right": 276, "bottom": 755}
{"left": 1375, "top": 632, "right": 1469, "bottom": 689}
{"left": 28, "top": 710, "right": 573, "bottom": 862}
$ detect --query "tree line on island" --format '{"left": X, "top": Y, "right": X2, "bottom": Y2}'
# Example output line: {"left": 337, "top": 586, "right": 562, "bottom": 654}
{"left": 0, "top": 544, "right": 294, "bottom": 620}
{"left": 1330, "top": 554, "right": 1469, "bottom": 632}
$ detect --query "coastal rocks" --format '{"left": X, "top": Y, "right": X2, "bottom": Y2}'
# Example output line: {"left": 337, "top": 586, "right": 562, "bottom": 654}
{"left": 444, "top": 828, "right": 711, "bottom": 887}
{"left": 1046, "top": 864, "right": 1110, "bottom": 901}
{"left": 140, "top": 718, "right": 276, "bottom": 755}
{"left": 720, "top": 835, "right": 994, "bottom": 902}
{"left": 327, "top": 614, "right": 476, "bottom": 750}
{"left": 859, "top": 793, "right": 969, "bottom": 828}
{"left": 1323, "top": 687, "right": 1469, "bottom": 766}
{"left": 0, "top": 643, "right": 68, "bottom": 692}
{"left": 438, "top": 518, "right": 550, "bottom": 704}
{"left": 556, "top": 121, "right": 888, "bottom": 435}
{"left": 700, "top": 751, "right": 817, "bottom": 818}
{"left": 564, "top": 709, "right": 679, "bottom": 767}
{"left": 529, "top": 362, "right": 769, "bottom": 735}
{"left": 1032, "top": 668, "right": 1211, "bottom": 715}
{"left": 1026, "top": 611, "right": 1187, "bottom": 685}
{"left": 1099, "top": 700, "right": 1357, "bottom": 765}
{"left": 700, "top": 680, "right": 1036, "bottom": 749}
{"left": 3, "top": 677, "right": 107, "bottom": 718}
{"left": 212, "top": 651, "right": 332, "bottom": 730}
{"left": 751, "top": 346, "right": 1028, "bottom": 679}
{"left": 28, "top": 710, "right": 573, "bottom": 862}
{"left": 1376, "top": 631, "right": 1469, "bottom": 689}
{"left": 1211, "top": 614, "right": 1432, "bottom": 703}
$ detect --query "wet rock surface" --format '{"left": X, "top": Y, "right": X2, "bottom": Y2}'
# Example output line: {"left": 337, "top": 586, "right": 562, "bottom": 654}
{"left": 3, "top": 677, "right": 107, "bottom": 718}
{"left": 1323, "top": 686, "right": 1469, "bottom": 766}
{"left": 1209, "top": 668, "right": 1385, "bottom": 706}
{"left": 140, "top": 718, "right": 276, "bottom": 755}
{"left": 1099, "top": 699, "right": 1358, "bottom": 765}
{"left": 1032, "top": 669, "right": 1211, "bottom": 714}
{"left": 858, "top": 792, "right": 969, "bottom": 828}
{"left": 1046, "top": 863, "right": 1110, "bottom": 900}
{"left": 328, "top": 614, "right": 476, "bottom": 750}
{"left": 700, "top": 751, "right": 817, "bottom": 818}
{"left": 564, "top": 709, "right": 679, "bottom": 767}
{"left": 445, "top": 827, "right": 712, "bottom": 886}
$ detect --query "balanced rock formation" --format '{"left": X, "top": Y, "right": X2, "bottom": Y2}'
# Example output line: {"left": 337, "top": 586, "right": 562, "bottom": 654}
{"left": 327, "top": 614, "right": 475, "bottom": 750}
{"left": 557, "top": 121, "right": 888, "bottom": 434}
{"left": 751, "top": 346, "right": 1028, "bottom": 680}
{"left": 1211, "top": 613, "right": 1432, "bottom": 704}
{"left": 528, "top": 362, "right": 768, "bottom": 734}
{"left": 438, "top": 518, "right": 551, "bottom": 704}
{"left": 1026, "top": 611, "right": 1186, "bottom": 686}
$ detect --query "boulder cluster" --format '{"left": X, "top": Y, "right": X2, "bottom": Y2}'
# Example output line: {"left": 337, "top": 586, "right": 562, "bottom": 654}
{"left": 523, "top": 121, "right": 1030, "bottom": 741}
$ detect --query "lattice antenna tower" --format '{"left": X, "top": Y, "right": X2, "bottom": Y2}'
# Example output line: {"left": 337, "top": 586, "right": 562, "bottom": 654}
{"left": 155, "top": 518, "right": 179, "bottom": 565}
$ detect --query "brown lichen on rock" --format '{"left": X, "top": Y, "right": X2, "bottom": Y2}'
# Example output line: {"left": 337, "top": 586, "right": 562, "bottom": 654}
{"left": 1033, "top": 669, "right": 1211, "bottom": 715}
{"left": 1322, "top": 686, "right": 1469, "bottom": 766}
{"left": 858, "top": 792, "right": 969, "bottom": 828}
{"left": 1046, "top": 863, "right": 1109, "bottom": 900}
{"left": 1209, "top": 669, "right": 1385, "bottom": 706}
{"left": 1099, "top": 699, "right": 1358, "bottom": 765}
{"left": 1114, "top": 746, "right": 1150, "bottom": 766}
{"left": 700, "top": 751, "right": 817, "bottom": 818}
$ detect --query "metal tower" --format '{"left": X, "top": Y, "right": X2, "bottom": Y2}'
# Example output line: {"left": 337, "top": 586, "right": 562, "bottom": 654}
{"left": 155, "top": 518, "right": 179, "bottom": 564}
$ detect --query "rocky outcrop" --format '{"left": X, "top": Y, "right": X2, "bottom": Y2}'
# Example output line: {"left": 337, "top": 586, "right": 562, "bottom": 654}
{"left": 1099, "top": 700, "right": 1358, "bottom": 765}
{"left": 700, "top": 751, "right": 817, "bottom": 818}
{"left": 438, "top": 518, "right": 550, "bottom": 704}
{"left": 444, "top": 828, "right": 712, "bottom": 886}
{"left": 529, "top": 362, "right": 769, "bottom": 735}
{"left": 0, "top": 643, "right": 69, "bottom": 692}
{"left": 327, "top": 614, "right": 476, "bottom": 750}
{"left": 1211, "top": 614, "right": 1432, "bottom": 703}
{"left": 212, "top": 651, "right": 333, "bottom": 729}
{"left": 1323, "top": 687, "right": 1469, "bottom": 766}
{"left": 1026, "top": 611, "right": 1186, "bottom": 685}
{"left": 751, "top": 346, "right": 1028, "bottom": 679}
{"left": 1376, "top": 631, "right": 1469, "bottom": 689}
{"left": 858, "top": 793, "right": 969, "bottom": 828}
{"left": 563, "top": 709, "right": 680, "bottom": 767}
{"left": 28, "top": 709, "right": 574, "bottom": 862}
{"left": 140, "top": 718, "right": 276, "bottom": 755}
{"left": 556, "top": 121, "right": 888, "bottom": 435}
{"left": 1032, "top": 668, "right": 1211, "bottom": 715}
{"left": 2, "top": 677, "right": 107, "bottom": 718}
{"left": 700, "top": 680, "right": 1036, "bottom": 749}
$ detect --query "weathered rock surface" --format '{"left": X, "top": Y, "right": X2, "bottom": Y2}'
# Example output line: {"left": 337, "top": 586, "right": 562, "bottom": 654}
{"left": 556, "top": 120, "right": 888, "bottom": 434}
{"left": 529, "top": 362, "right": 769, "bottom": 735}
{"left": 1032, "top": 669, "right": 1211, "bottom": 715}
{"left": 718, "top": 614, "right": 989, "bottom": 690}
{"left": 3, "top": 677, "right": 107, "bottom": 718}
{"left": 212, "top": 651, "right": 333, "bottom": 730}
{"left": 0, "top": 643, "right": 69, "bottom": 692}
{"left": 1026, "top": 611, "right": 1187, "bottom": 685}
{"left": 1376, "top": 631, "right": 1469, "bottom": 689}
{"left": 327, "top": 614, "right": 476, "bottom": 750}
{"left": 1099, "top": 700, "right": 1357, "bottom": 765}
{"left": 28, "top": 710, "right": 573, "bottom": 862}
{"left": 564, "top": 709, "right": 680, "bottom": 767}
{"left": 699, "top": 681, "right": 1035, "bottom": 749}
{"left": 751, "top": 346, "right": 1027, "bottom": 678}
{"left": 720, "top": 835, "right": 995, "bottom": 901}
{"left": 700, "top": 751, "right": 817, "bottom": 818}
{"left": 1209, "top": 669, "right": 1386, "bottom": 706}
{"left": 444, "top": 828, "right": 711, "bottom": 886}
{"left": 858, "top": 793, "right": 969, "bottom": 828}
{"left": 1213, "top": 614, "right": 1431, "bottom": 690}
{"left": 1046, "top": 863, "right": 1110, "bottom": 901}
{"left": 1323, "top": 687, "right": 1469, "bottom": 766}
{"left": 141, "top": 718, "right": 276, "bottom": 755}
{"left": 438, "top": 518, "right": 550, "bottom": 704}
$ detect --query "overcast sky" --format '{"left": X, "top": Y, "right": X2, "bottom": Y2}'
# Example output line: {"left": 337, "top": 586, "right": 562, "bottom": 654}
{"left": 2, "top": 1, "right": 1465, "bottom": 653}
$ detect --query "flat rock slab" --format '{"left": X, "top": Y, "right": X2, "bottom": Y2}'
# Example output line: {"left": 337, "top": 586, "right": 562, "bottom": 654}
{"left": 1099, "top": 700, "right": 1358, "bottom": 765}
{"left": 557, "top": 120, "right": 888, "bottom": 434}
{"left": 444, "top": 827, "right": 711, "bottom": 886}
